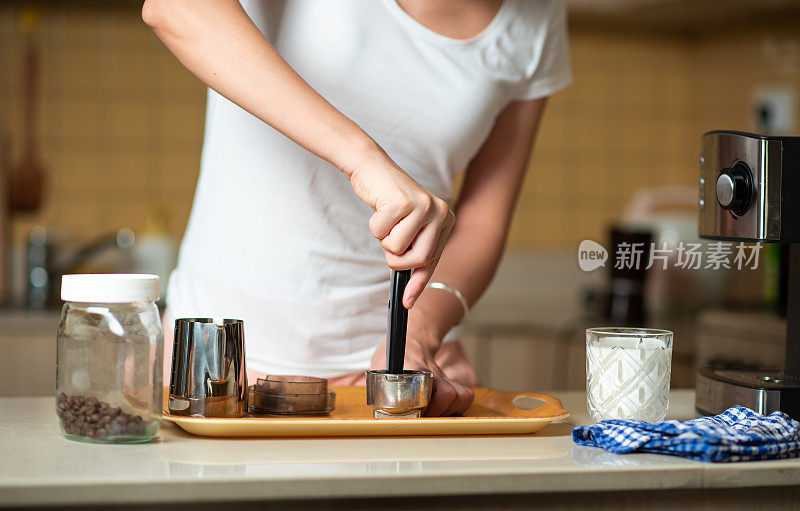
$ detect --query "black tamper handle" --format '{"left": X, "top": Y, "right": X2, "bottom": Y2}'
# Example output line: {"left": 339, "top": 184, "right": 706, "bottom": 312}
{"left": 387, "top": 269, "right": 411, "bottom": 374}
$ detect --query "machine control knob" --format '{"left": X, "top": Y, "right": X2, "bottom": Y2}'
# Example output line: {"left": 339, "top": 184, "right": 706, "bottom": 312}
{"left": 716, "top": 174, "right": 735, "bottom": 206}
{"left": 716, "top": 162, "right": 753, "bottom": 216}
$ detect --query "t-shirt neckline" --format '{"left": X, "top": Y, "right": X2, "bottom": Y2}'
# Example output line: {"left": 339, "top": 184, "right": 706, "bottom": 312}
{"left": 382, "top": 0, "right": 513, "bottom": 47}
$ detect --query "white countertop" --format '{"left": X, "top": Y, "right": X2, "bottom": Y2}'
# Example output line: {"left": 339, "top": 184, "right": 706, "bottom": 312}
{"left": 2, "top": 390, "right": 799, "bottom": 507}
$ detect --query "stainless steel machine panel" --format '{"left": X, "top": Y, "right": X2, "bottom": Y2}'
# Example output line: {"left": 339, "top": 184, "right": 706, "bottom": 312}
{"left": 699, "top": 131, "right": 783, "bottom": 241}
{"left": 696, "top": 130, "right": 800, "bottom": 419}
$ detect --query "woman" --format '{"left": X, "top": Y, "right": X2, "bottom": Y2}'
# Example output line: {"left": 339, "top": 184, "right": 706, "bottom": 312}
{"left": 144, "top": 0, "right": 571, "bottom": 416}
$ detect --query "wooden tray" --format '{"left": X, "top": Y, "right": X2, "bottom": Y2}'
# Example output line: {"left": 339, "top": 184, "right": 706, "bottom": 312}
{"left": 163, "top": 386, "right": 569, "bottom": 437}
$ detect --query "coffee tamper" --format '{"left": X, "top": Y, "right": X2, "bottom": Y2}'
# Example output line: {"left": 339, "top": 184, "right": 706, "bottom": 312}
{"left": 366, "top": 270, "right": 432, "bottom": 419}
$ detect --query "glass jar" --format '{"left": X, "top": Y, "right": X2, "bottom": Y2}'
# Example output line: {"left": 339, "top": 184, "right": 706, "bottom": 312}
{"left": 56, "top": 274, "right": 163, "bottom": 443}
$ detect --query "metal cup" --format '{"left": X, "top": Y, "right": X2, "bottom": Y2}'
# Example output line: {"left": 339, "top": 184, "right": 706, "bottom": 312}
{"left": 168, "top": 318, "right": 247, "bottom": 417}
{"left": 365, "top": 370, "right": 432, "bottom": 419}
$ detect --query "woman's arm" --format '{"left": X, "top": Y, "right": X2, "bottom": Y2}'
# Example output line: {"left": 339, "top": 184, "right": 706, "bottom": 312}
{"left": 372, "top": 98, "right": 549, "bottom": 416}
{"left": 142, "top": 0, "right": 453, "bottom": 306}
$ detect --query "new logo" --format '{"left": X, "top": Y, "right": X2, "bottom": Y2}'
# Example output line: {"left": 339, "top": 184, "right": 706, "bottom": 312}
{"left": 578, "top": 240, "right": 608, "bottom": 272}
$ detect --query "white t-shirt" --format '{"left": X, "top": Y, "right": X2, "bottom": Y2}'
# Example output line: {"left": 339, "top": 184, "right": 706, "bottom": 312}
{"left": 167, "top": 0, "right": 572, "bottom": 377}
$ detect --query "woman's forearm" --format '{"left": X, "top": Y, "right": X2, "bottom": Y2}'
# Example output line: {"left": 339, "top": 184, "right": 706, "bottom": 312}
{"left": 408, "top": 219, "right": 507, "bottom": 347}
{"left": 142, "top": 0, "right": 376, "bottom": 175}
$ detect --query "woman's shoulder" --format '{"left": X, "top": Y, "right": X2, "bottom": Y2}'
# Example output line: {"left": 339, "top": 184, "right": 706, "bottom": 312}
{"left": 489, "top": 0, "right": 571, "bottom": 99}
{"left": 502, "top": 0, "right": 566, "bottom": 41}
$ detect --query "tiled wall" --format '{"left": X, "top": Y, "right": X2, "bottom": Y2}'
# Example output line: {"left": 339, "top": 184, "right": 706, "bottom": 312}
{"left": 0, "top": 3, "right": 205, "bottom": 244}
{"left": 690, "top": 21, "right": 800, "bottom": 137}
{"left": 0, "top": 3, "right": 798, "bottom": 250}
{"left": 515, "top": 28, "right": 696, "bottom": 247}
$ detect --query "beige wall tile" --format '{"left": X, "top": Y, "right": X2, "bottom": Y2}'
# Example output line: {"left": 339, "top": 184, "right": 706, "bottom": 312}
{"left": 109, "top": 101, "right": 150, "bottom": 141}
{"left": 59, "top": 8, "right": 102, "bottom": 49}
{"left": 58, "top": 47, "right": 101, "bottom": 91}
{"left": 155, "top": 103, "right": 205, "bottom": 143}
{"left": 58, "top": 99, "right": 101, "bottom": 141}
{"left": 107, "top": 50, "right": 153, "bottom": 93}
{"left": 106, "top": 149, "right": 149, "bottom": 188}
{"left": 157, "top": 151, "right": 200, "bottom": 189}
{"left": 57, "top": 148, "right": 101, "bottom": 190}
{"left": 113, "top": 9, "right": 157, "bottom": 51}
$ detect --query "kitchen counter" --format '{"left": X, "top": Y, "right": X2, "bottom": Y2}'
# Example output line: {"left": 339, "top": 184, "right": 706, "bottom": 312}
{"left": 2, "top": 390, "right": 799, "bottom": 510}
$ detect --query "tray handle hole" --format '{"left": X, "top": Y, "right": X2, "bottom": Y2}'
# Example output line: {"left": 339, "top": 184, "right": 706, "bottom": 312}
{"left": 512, "top": 396, "right": 545, "bottom": 410}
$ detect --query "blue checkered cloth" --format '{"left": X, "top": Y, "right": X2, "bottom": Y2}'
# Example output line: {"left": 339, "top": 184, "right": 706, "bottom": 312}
{"left": 572, "top": 406, "right": 800, "bottom": 462}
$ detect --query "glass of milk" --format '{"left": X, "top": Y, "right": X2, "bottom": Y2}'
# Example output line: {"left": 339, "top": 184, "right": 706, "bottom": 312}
{"left": 586, "top": 328, "right": 673, "bottom": 423}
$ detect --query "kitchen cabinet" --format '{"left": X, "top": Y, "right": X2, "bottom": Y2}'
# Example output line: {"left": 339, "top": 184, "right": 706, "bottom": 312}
{"left": 0, "top": 311, "right": 58, "bottom": 397}
{"left": 461, "top": 313, "right": 698, "bottom": 393}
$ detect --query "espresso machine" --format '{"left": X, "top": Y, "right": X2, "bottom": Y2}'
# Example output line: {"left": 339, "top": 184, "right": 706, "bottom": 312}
{"left": 696, "top": 130, "right": 800, "bottom": 418}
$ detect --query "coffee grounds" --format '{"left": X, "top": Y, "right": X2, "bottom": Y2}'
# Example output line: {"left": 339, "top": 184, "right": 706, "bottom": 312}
{"left": 56, "top": 393, "right": 149, "bottom": 440}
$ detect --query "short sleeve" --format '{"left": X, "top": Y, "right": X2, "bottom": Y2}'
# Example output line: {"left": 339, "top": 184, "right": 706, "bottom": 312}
{"left": 514, "top": 0, "right": 572, "bottom": 100}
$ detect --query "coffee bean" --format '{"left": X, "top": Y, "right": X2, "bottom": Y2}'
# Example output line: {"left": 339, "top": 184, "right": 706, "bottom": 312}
{"left": 57, "top": 394, "right": 151, "bottom": 441}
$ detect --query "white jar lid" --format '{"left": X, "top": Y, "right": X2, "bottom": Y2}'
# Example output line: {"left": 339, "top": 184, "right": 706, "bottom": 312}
{"left": 61, "top": 274, "right": 160, "bottom": 303}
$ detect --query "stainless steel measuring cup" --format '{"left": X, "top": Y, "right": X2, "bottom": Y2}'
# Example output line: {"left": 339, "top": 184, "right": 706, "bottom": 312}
{"left": 168, "top": 318, "right": 247, "bottom": 417}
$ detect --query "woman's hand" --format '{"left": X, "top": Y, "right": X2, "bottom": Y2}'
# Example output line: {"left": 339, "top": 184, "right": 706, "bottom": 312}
{"left": 347, "top": 147, "right": 455, "bottom": 308}
{"left": 370, "top": 321, "right": 474, "bottom": 417}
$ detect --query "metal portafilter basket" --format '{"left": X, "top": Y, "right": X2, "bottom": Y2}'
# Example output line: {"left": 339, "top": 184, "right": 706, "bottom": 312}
{"left": 366, "top": 270, "right": 432, "bottom": 419}
{"left": 168, "top": 318, "right": 248, "bottom": 418}
{"left": 366, "top": 369, "right": 432, "bottom": 418}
